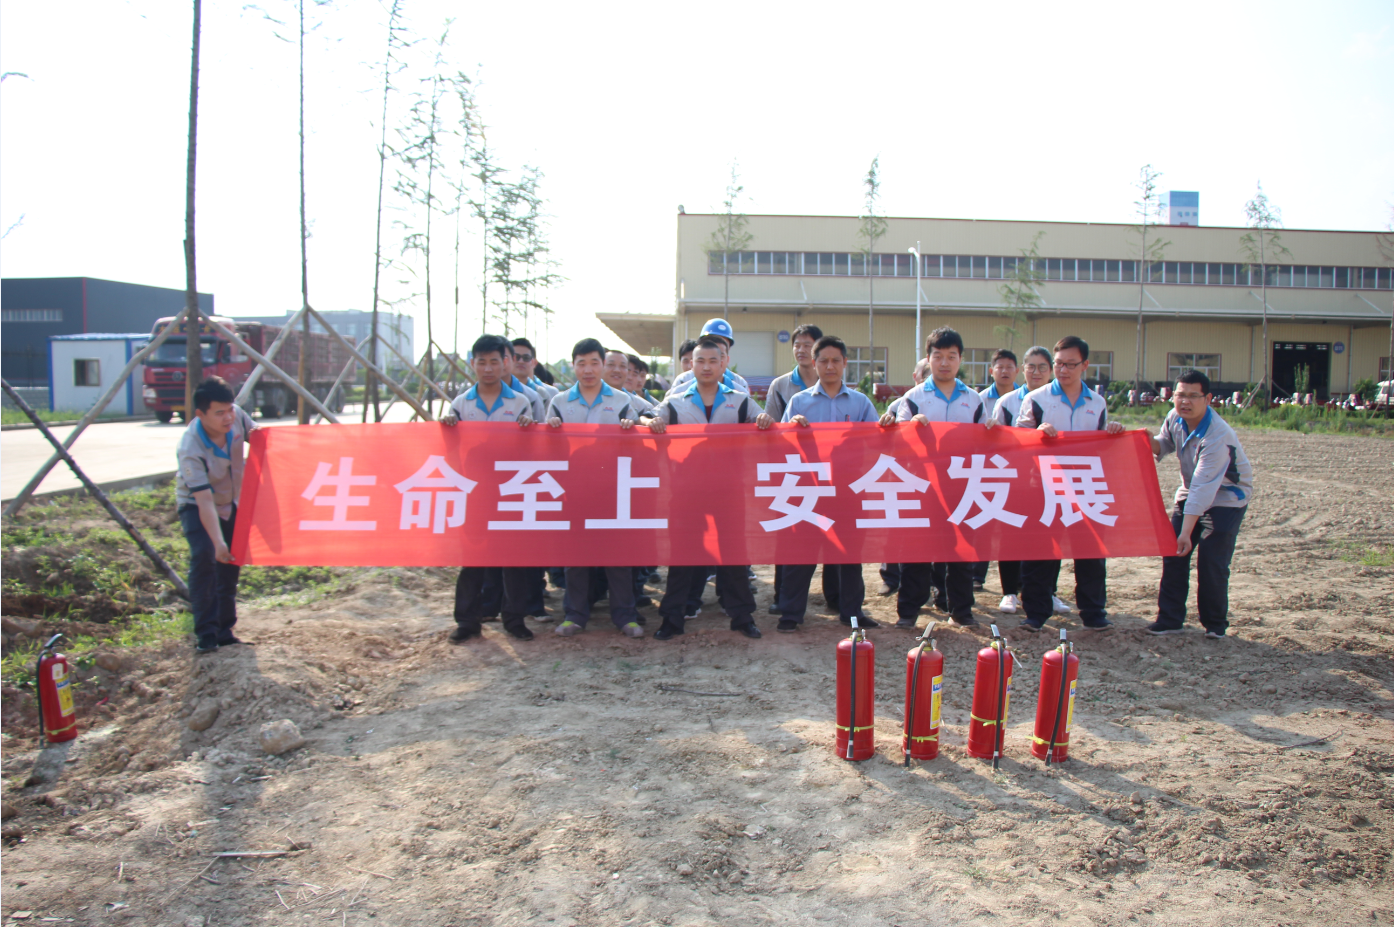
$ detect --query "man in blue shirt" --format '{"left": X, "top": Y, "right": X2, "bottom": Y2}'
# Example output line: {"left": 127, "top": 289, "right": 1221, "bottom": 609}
{"left": 443, "top": 335, "right": 538, "bottom": 643}
{"left": 1015, "top": 335, "right": 1126, "bottom": 632}
{"left": 882, "top": 328, "right": 995, "bottom": 629}
{"left": 1147, "top": 370, "right": 1254, "bottom": 639}
{"left": 776, "top": 336, "right": 882, "bottom": 633}
{"left": 546, "top": 339, "right": 645, "bottom": 639}
{"left": 646, "top": 338, "right": 774, "bottom": 640}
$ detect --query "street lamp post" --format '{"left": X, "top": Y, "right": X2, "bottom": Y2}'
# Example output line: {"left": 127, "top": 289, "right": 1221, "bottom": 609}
{"left": 908, "top": 242, "right": 922, "bottom": 370}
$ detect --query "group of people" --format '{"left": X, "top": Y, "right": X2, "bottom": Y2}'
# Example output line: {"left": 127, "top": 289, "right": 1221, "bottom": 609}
{"left": 173, "top": 317, "right": 1253, "bottom": 654}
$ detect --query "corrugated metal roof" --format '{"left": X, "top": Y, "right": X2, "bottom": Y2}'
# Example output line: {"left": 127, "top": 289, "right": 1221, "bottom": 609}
{"left": 49, "top": 333, "right": 149, "bottom": 341}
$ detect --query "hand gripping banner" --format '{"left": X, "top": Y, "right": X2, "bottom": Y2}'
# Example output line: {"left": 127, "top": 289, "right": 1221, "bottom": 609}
{"left": 231, "top": 422, "right": 1175, "bottom": 567}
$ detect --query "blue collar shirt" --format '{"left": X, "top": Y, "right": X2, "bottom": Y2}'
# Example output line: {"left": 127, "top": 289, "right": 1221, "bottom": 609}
{"left": 782, "top": 380, "right": 878, "bottom": 424}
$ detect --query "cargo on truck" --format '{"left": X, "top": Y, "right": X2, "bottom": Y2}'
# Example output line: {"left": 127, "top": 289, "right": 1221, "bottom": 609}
{"left": 141, "top": 315, "right": 353, "bottom": 422}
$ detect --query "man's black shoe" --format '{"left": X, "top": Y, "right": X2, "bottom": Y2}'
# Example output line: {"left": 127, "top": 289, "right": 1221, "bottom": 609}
{"left": 217, "top": 635, "right": 251, "bottom": 646}
{"left": 1083, "top": 617, "right": 1114, "bottom": 631}
{"left": 736, "top": 624, "right": 762, "bottom": 639}
{"left": 654, "top": 626, "right": 682, "bottom": 641}
{"left": 952, "top": 612, "right": 978, "bottom": 627}
{"left": 776, "top": 619, "right": 799, "bottom": 633}
{"left": 449, "top": 626, "right": 482, "bottom": 643}
{"left": 767, "top": 603, "right": 781, "bottom": 615}
{"left": 633, "top": 614, "right": 648, "bottom": 626}
{"left": 972, "top": 581, "right": 985, "bottom": 592}
{"left": 195, "top": 640, "right": 219, "bottom": 654}
{"left": 1017, "top": 620, "right": 1044, "bottom": 633}
{"left": 895, "top": 617, "right": 918, "bottom": 630}
{"left": 636, "top": 596, "right": 654, "bottom": 608}
{"left": 504, "top": 624, "right": 534, "bottom": 641}
{"left": 840, "top": 615, "right": 880, "bottom": 629}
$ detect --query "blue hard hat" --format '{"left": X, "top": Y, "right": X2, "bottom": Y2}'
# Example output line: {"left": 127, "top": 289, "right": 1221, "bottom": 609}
{"left": 700, "top": 318, "right": 735, "bottom": 344}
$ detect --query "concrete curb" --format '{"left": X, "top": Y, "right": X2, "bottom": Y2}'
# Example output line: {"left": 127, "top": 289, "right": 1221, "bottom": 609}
{"left": 2, "top": 471, "right": 177, "bottom": 506}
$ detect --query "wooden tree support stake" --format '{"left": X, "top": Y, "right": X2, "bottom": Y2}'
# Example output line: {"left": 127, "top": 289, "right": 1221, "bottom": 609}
{"left": 2, "top": 379, "right": 191, "bottom": 601}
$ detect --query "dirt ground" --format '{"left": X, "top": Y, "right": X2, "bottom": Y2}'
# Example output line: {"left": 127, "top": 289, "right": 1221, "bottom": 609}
{"left": 2, "top": 428, "right": 1392, "bottom": 927}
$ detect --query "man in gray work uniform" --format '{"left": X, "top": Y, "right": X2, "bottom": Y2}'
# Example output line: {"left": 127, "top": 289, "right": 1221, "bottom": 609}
{"left": 1147, "top": 369, "right": 1254, "bottom": 639}
{"left": 176, "top": 376, "right": 259, "bottom": 654}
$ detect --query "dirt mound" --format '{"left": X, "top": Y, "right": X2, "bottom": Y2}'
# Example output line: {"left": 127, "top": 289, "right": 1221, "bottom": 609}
{"left": 1, "top": 428, "right": 1392, "bottom": 926}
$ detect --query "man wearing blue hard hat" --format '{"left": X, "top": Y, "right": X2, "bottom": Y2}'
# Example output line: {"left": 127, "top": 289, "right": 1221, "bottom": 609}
{"left": 665, "top": 318, "right": 751, "bottom": 396}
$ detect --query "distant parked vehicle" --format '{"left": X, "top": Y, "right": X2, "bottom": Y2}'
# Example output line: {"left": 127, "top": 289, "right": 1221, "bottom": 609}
{"left": 142, "top": 315, "right": 351, "bottom": 422}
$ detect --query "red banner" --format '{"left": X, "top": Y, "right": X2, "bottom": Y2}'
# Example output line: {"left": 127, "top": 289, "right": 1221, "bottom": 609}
{"left": 231, "top": 422, "right": 1174, "bottom": 567}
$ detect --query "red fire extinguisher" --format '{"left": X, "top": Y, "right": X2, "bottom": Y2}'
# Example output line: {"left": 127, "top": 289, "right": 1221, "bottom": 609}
{"left": 902, "top": 621, "right": 943, "bottom": 764}
{"left": 1032, "top": 629, "right": 1079, "bottom": 765}
{"left": 835, "top": 616, "right": 875, "bottom": 761}
{"left": 36, "top": 634, "right": 79, "bottom": 744}
{"left": 966, "top": 624, "right": 1013, "bottom": 768}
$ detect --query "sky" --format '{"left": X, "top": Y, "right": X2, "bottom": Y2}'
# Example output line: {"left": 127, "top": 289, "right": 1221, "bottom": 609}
{"left": 2, "top": 0, "right": 1391, "bottom": 364}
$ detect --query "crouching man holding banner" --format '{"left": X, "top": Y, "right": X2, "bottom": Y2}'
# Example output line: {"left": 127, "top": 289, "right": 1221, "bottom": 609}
{"left": 442, "top": 334, "right": 537, "bottom": 643}
{"left": 646, "top": 337, "right": 774, "bottom": 641}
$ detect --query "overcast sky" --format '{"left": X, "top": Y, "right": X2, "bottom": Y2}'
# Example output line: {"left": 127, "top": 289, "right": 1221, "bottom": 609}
{"left": 2, "top": 0, "right": 1391, "bottom": 363}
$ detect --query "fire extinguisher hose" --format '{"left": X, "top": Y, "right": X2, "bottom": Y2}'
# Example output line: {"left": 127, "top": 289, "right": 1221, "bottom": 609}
{"left": 1045, "top": 630, "right": 1069, "bottom": 766}
{"left": 903, "top": 621, "right": 937, "bottom": 766}
{"left": 992, "top": 627, "right": 1005, "bottom": 771}
{"left": 846, "top": 623, "right": 858, "bottom": 760}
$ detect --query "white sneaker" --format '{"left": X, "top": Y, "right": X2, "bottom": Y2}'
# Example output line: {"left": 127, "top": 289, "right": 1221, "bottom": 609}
{"left": 1052, "top": 595, "right": 1072, "bottom": 614}
{"left": 998, "top": 594, "right": 1020, "bottom": 614}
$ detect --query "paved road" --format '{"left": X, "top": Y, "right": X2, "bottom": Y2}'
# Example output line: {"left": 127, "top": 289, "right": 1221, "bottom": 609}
{"left": 1, "top": 403, "right": 421, "bottom": 501}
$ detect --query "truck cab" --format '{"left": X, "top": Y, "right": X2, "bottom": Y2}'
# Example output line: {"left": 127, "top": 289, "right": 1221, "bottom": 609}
{"left": 141, "top": 315, "right": 252, "bottom": 423}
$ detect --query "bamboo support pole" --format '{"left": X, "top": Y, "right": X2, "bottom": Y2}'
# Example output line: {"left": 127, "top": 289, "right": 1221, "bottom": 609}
{"left": 233, "top": 303, "right": 310, "bottom": 407}
{"left": 2, "top": 380, "right": 191, "bottom": 600}
{"left": 311, "top": 336, "right": 368, "bottom": 425}
{"left": 198, "top": 316, "right": 339, "bottom": 423}
{"left": 303, "top": 306, "right": 433, "bottom": 420}
{"left": 4, "top": 306, "right": 190, "bottom": 518}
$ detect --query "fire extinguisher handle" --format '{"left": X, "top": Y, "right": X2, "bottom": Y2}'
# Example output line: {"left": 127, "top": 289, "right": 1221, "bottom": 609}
{"left": 42, "top": 632, "right": 63, "bottom": 653}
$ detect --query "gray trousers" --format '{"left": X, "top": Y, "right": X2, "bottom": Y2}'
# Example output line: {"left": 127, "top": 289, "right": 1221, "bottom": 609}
{"left": 564, "top": 566, "right": 638, "bottom": 628}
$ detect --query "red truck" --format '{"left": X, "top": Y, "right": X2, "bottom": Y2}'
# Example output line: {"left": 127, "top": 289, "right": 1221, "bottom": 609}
{"left": 142, "top": 315, "right": 353, "bottom": 422}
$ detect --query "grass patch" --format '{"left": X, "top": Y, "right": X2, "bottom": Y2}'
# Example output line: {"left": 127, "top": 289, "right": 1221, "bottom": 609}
{"left": 1332, "top": 541, "right": 1394, "bottom": 568}
{"left": 1, "top": 609, "right": 194, "bottom": 689}
{"left": 1109, "top": 404, "right": 1394, "bottom": 437}
{"left": 1, "top": 408, "right": 130, "bottom": 426}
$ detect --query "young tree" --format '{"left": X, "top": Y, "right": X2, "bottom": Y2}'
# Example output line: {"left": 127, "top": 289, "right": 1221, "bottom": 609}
{"left": 366, "top": 0, "right": 410, "bottom": 421}
{"left": 1239, "top": 183, "right": 1291, "bottom": 401}
{"left": 1377, "top": 206, "right": 1394, "bottom": 393}
{"left": 183, "top": 0, "right": 202, "bottom": 417}
{"left": 858, "top": 156, "right": 888, "bottom": 377}
{"left": 1129, "top": 165, "right": 1169, "bottom": 392}
{"left": 995, "top": 232, "right": 1046, "bottom": 352}
{"left": 466, "top": 120, "right": 506, "bottom": 336}
{"left": 702, "top": 163, "right": 752, "bottom": 320}
{"left": 394, "top": 27, "right": 453, "bottom": 413}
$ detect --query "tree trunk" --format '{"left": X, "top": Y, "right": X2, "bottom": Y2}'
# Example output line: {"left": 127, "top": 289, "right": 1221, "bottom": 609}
{"left": 1134, "top": 228, "right": 1146, "bottom": 393}
{"left": 366, "top": 0, "right": 401, "bottom": 423}
{"left": 296, "top": 0, "right": 310, "bottom": 425}
{"left": 1260, "top": 236, "right": 1270, "bottom": 405}
{"left": 183, "top": 0, "right": 202, "bottom": 417}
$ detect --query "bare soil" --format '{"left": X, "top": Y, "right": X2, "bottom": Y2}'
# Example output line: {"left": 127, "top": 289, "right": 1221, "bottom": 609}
{"left": 2, "top": 428, "right": 1392, "bottom": 927}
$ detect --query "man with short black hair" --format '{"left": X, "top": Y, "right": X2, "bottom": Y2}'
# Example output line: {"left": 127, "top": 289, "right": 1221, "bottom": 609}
{"left": 176, "top": 376, "right": 259, "bottom": 654}
{"left": 547, "top": 339, "right": 645, "bottom": 639}
{"left": 883, "top": 327, "right": 995, "bottom": 629}
{"left": 972, "top": 348, "right": 1019, "bottom": 594}
{"left": 775, "top": 336, "right": 883, "bottom": 632}
{"left": 764, "top": 323, "right": 823, "bottom": 424}
{"left": 1147, "top": 370, "right": 1254, "bottom": 639}
{"left": 443, "top": 335, "right": 538, "bottom": 643}
{"left": 646, "top": 338, "right": 773, "bottom": 640}
{"left": 511, "top": 337, "right": 558, "bottom": 406}
{"left": 677, "top": 339, "right": 698, "bottom": 374}
{"left": 1015, "top": 335, "right": 1125, "bottom": 633}
{"left": 666, "top": 319, "right": 750, "bottom": 395}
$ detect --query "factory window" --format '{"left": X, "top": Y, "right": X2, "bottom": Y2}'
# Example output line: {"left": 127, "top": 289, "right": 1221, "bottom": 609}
{"left": 2, "top": 308, "right": 63, "bottom": 323}
{"left": 704, "top": 251, "right": 1392, "bottom": 294}
{"left": 73, "top": 358, "right": 101, "bottom": 387}
{"left": 845, "top": 346, "right": 888, "bottom": 386}
{"left": 1168, "top": 353, "right": 1221, "bottom": 382}
{"left": 1086, "top": 352, "right": 1114, "bottom": 386}
{"left": 960, "top": 348, "right": 994, "bottom": 388}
